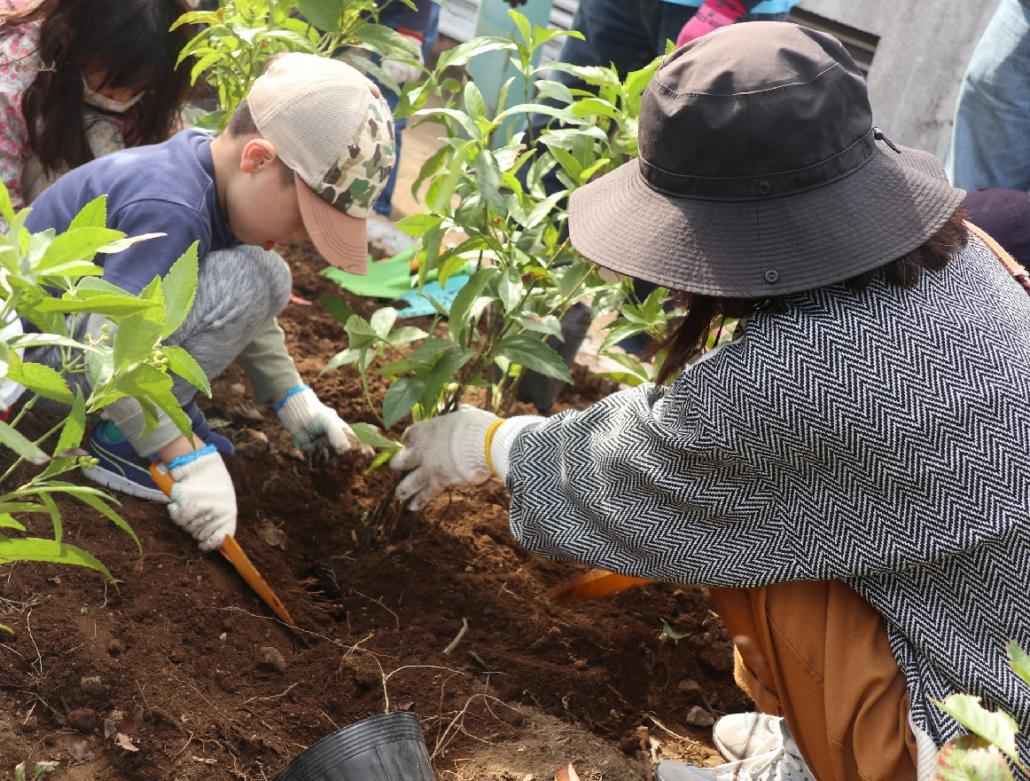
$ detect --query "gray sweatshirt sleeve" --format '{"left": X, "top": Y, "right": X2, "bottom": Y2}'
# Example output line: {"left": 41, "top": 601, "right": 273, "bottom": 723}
{"left": 237, "top": 317, "right": 302, "bottom": 405}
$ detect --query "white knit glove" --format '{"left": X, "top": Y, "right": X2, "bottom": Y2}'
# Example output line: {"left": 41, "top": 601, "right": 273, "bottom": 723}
{"left": 167, "top": 445, "right": 236, "bottom": 552}
{"left": 275, "top": 385, "right": 362, "bottom": 455}
{"left": 382, "top": 33, "right": 424, "bottom": 86}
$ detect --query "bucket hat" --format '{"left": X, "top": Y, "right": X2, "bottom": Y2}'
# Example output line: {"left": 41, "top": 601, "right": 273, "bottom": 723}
{"left": 249, "top": 53, "right": 395, "bottom": 274}
{"left": 568, "top": 22, "right": 965, "bottom": 298}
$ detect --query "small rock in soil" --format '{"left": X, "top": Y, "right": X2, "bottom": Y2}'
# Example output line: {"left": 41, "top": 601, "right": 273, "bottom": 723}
{"left": 257, "top": 518, "right": 287, "bottom": 550}
{"left": 231, "top": 403, "right": 266, "bottom": 423}
{"left": 80, "top": 675, "right": 109, "bottom": 698}
{"left": 107, "top": 638, "right": 125, "bottom": 657}
{"left": 236, "top": 427, "right": 270, "bottom": 459}
{"left": 67, "top": 707, "right": 99, "bottom": 732}
{"left": 698, "top": 644, "right": 733, "bottom": 673}
{"left": 677, "top": 678, "right": 702, "bottom": 694}
{"left": 257, "top": 646, "right": 288, "bottom": 674}
{"left": 229, "top": 382, "right": 247, "bottom": 397}
{"left": 686, "top": 705, "right": 715, "bottom": 727}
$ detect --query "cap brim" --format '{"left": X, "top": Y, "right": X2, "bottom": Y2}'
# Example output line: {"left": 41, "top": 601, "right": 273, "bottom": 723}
{"left": 568, "top": 142, "right": 965, "bottom": 298}
{"left": 295, "top": 175, "right": 368, "bottom": 274}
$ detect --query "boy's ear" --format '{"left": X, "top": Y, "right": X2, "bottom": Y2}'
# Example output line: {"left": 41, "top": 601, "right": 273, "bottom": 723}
{"left": 239, "top": 138, "right": 279, "bottom": 175}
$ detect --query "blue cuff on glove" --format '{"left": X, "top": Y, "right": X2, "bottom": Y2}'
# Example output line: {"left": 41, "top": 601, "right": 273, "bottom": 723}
{"left": 167, "top": 443, "right": 218, "bottom": 470}
{"left": 274, "top": 384, "right": 310, "bottom": 414}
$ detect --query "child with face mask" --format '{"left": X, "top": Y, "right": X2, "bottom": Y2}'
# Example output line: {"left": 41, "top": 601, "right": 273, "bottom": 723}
{"left": 0, "top": 0, "right": 194, "bottom": 210}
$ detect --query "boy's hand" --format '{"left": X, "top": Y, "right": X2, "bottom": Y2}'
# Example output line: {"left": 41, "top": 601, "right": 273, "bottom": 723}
{"left": 166, "top": 445, "right": 237, "bottom": 552}
{"left": 275, "top": 385, "right": 370, "bottom": 457}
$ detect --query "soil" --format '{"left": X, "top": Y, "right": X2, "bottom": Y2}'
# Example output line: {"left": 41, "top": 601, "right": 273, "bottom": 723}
{"left": 0, "top": 244, "right": 749, "bottom": 780}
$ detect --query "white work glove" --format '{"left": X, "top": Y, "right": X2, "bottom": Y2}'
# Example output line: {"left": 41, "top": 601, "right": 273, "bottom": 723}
{"left": 382, "top": 33, "right": 425, "bottom": 86}
{"left": 390, "top": 406, "right": 523, "bottom": 511}
{"left": 275, "top": 384, "right": 363, "bottom": 455}
{"left": 167, "top": 445, "right": 237, "bottom": 552}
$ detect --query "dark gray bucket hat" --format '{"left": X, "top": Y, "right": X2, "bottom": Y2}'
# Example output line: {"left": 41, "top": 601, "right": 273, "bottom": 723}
{"left": 568, "top": 22, "right": 965, "bottom": 298}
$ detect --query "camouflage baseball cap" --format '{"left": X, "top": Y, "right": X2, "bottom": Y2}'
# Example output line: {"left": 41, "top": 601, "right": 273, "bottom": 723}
{"left": 248, "top": 53, "right": 395, "bottom": 273}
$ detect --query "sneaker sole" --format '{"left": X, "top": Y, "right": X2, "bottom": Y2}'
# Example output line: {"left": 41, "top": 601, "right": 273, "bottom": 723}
{"left": 82, "top": 464, "right": 171, "bottom": 504}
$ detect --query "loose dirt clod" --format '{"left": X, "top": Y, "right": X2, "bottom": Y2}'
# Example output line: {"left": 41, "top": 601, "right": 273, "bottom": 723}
{"left": 80, "top": 676, "right": 109, "bottom": 698}
{"left": 257, "top": 646, "right": 289, "bottom": 674}
{"left": 686, "top": 706, "right": 714, "bottom": 728}
{"left": 67, "top": 707, "right": 99, "bottom": 733}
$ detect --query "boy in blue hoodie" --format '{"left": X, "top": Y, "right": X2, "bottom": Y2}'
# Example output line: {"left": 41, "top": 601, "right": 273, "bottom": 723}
{"left": 25, "top": 53, "right": 394, "bottom": 551}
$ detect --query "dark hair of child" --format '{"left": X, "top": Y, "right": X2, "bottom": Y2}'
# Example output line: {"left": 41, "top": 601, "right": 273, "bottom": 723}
{"left": 11, "top": 0, "right": 195, "bottom": 175}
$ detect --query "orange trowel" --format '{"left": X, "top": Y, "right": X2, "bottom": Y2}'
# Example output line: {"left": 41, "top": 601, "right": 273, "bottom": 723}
{"left": 150, "top": 462, "right": 298, "bottom": 629}
{"left": 549, "top": 568, "right": 654, "bottom": 603}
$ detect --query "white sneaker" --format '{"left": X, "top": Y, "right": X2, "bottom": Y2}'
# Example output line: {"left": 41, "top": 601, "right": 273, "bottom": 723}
{"left": 713, "top": 713, "right": 785, "bottom": 762}
{"left": 654, "top": 715, "right": 815, "bottom": 781}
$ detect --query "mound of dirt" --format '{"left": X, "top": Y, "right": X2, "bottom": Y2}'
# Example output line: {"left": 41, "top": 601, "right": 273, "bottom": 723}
{"left": 0, "top": 244, "right": 748, "bottom": 780}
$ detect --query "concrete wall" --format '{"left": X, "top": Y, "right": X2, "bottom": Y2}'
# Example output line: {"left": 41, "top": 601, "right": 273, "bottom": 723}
{"left": 799, "top": 0, "right": 1000, "bottom": 157}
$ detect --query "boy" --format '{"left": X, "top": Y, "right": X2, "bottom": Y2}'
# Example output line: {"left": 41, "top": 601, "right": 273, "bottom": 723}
{"left": 25, "top": 53, "right": 395, "bottom": 552}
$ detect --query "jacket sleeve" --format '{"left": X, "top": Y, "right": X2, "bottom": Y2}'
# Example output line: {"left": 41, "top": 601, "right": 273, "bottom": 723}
{"left": 237, "top": 317, "right": 302, "bottom": 405}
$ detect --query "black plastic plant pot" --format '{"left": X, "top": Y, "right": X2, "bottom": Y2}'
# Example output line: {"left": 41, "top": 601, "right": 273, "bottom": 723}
{"left": 273, "top": 712, "right": 434, "bottom": 781}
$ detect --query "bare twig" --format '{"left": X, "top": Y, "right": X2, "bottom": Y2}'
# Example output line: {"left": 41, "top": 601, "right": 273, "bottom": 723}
{"left": 242, "top": 682, "right": 300, "bottom": 705}
{"left": 442, "top": 617, "right": 469, "bottom": 656}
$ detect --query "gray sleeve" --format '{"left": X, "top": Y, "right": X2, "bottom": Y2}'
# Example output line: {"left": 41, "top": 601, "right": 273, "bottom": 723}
{"left": 505, "top": 377, "right": 803, "bottom": 588}
{"left": 102, "top": 395, "right": 182, "bottom": 458}
{"left": 237, "top": 317, "right": 302, "bottom": 405}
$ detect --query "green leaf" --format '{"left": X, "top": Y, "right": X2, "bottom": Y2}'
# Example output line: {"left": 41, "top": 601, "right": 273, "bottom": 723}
{"left": 68, "top": 195, "right": 108, "bottom": 231}
{"left": 933, "top": 735, "right": 1014, "bottom": 781}
{"left": 55, "top": 389, "right": 86, "bottom": 454}
{"left": 96, "top": 232, "right": 166, "bottom": 255}
{"left": 1008, "top": 642, "right": 1030, "bottom": 689}
{"left": 386, "top": 326, "right": 427, "bottom": 347}
{"left": 163, "top": 345, "right": 211, "bottom": 397}
{"left": 296, "top": 0, "right": 343, "bottom": 31}
{"left": 435, "top": 36, "right": 516, "bottom": 71}
{"left": 395, "top": 213, "right": 443, "bottom": 238}
{"left": 417, "top": 346, "right": 473, "bottom": 412}
{"left": 37, "top": 228, "right": 124, "bottom": 272}
{"left": 413, "top": 107, "right": 479, "bottom": 139}
{"left": 325, "top": 347, "right": 362, "bottom": 372}
{"left": 6, "top": 361, "right": 73, "bottom": 404}
{"left": 0, "top": 537, "right": 113, "bottom": 581}
{"left": 350, "top": 422, "right": 401, "bottom": 452}
{"left": 498, "top": 268, "right": 525, "bottom": 314}
{"left": 495, "top": 333, "right": 573, "bottom": 383}
{"left": 34, "top": 292, "right": 155, "bottom": 316}
{"left": 935, "top": 695, "right": 1022, "bottom": 766}
{"left": 463, "top": 81, "right": 486, "bottom": 123}
{"left": 507, "top": 9, "right": 532, "bottom": 46}
{"left": 383, "top": 377, "right": 425, "bottom": 429}
{"left": 474, "top": 150, "right": 508, "bottom": 213}
{"left": 162, "top": 241, "right": 199, "bottom": 337}
{"left": 113, "top": 314, "right": 163, "bottom": 370}
{"left": 513, "top": 312, "right": 562, "bottom": 339}
{"left": 448, "top": 267, "right": 498, "bottom": 342}
{"left": 0, "top": 514, "right": 26, "bottom": 532}
{"left": 370, "top": 307, "right": 398, "bottom": 339}
{"left": 39, "top": 493, "right": 61, "bottom": 544}
{"left": 0, "top": 180, "right": 14, "bottom": 227}
{"left": 351, "top": 22, "right": 421, "bottom": 60}
{"left": 320, "top": 293, "right": 354, "bottom": 327}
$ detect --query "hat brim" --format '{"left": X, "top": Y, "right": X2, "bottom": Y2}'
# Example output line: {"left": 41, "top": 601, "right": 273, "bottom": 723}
{"left": 568, "top": 143, "right": 966, "bottom": 298}
{"left": 296, "top": 175, "right": 368, "bottom": 274}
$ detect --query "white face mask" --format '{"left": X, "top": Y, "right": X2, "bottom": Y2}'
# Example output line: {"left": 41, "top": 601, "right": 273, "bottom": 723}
{"left": 81, "top": 76, "right": 144, "bottom": 114}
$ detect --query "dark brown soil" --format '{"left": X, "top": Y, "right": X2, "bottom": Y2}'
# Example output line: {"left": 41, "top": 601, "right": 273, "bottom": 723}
{"left": 0, "top": 244, "right": 748, "bottom": 780}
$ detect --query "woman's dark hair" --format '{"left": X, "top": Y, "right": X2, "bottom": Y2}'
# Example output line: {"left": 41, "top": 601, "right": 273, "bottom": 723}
{"left": 16, "top": 0, "right": 194, "bottom": 175}
{"left": 651, "top": 210, "right": 970, "bottom": 385}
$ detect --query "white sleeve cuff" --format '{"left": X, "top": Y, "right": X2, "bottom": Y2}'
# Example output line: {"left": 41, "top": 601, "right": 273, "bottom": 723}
{"left": 490, "top": 415, "right": 543, "bottom": 482}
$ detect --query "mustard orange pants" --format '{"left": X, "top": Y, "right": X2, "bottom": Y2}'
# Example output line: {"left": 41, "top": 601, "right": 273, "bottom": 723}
{"left": 708, "top": 582, "right": 918, "bottom": 781}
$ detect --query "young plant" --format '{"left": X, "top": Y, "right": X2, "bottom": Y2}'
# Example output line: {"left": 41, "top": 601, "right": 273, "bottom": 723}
{"left": 175, "top": 0, "right": 423, "bottom": 128}
{"left": 0, "top": 184, "right": 207, "bottom": 583}
{"left": 14, "top": 762, "right": 57, "bottom": 781}
{"left": 933, "top": 641, "right": 1030, "bottom": 779}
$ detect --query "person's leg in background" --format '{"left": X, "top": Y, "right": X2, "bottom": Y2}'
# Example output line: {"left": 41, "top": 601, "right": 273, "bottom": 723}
{"left": 945, "top": 0, "right": 1030, "bottom": 192}
{"left": 373, "top": 2, "right": 441, "bottom": 217}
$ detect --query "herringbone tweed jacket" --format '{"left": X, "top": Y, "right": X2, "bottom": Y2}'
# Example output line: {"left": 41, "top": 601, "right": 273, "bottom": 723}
{"left": 507, "top": 234, "right": 1030, "bottom": 751}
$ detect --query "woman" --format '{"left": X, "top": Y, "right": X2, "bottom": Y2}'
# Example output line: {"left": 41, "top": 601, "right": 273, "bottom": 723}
{"left": 391, "top": 22, "right": 1030, "bottom": 781}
